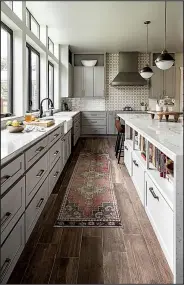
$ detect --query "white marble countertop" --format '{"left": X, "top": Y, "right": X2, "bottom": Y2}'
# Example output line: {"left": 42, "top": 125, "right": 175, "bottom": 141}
{"left": 117, "top": 113, "right": 183, "bottom": 160}
{"left": 53, "top": 111, "right": 80, "bottom": 117}
{"left": 1, "top": 119, "right": 65, "bottom": 166}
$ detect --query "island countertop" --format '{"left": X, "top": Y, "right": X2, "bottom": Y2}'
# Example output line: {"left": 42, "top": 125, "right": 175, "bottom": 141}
{"left": 1, "top": 119, "right": 65, "bottom": 166}
{"left": 117, "top": 113, "right": 183, "bottom": 159}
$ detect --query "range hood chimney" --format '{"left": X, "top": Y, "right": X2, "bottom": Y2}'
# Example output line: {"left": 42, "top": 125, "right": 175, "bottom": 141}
{"left": 111, "top": 52, "right": 147, "bottom": 86}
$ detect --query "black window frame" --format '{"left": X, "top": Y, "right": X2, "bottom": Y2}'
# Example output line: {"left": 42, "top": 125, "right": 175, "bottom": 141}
{"left": 1, "top": 21, "right": 13, "bottom": 117}
{"left": 26, "top": 42, "right": 40, "bottom": 112}
{"left": 48, "top": 37, "right": 54, "bottom": 54}
{"left": 48, "top": 61, "right": 54, "bottom": 106}
{"left": 26, "top": 8, "right": 40, "bottom": 39}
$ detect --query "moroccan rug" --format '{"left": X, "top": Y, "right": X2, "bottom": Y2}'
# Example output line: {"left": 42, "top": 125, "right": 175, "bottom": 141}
{"left": 55, "top": 152, "right": 122, "bottom": 227}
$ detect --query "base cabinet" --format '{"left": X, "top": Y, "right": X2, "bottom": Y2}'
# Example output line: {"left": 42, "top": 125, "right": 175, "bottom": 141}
{"left": 124, "top": 141, "right": 132, "bottom": 176}
{"left": 1, "top": 215, "right": 25, "bottom": 284}
{"left": 145, "top": 173, "right": 174, "bottom": 271}
{"left": 131, "top": 151, "right": 145, "bottom": 206}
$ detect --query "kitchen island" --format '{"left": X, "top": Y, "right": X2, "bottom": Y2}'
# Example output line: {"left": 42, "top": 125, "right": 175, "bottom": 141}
{"left": 117, "top": 113, "right": 183, "bottom": 284}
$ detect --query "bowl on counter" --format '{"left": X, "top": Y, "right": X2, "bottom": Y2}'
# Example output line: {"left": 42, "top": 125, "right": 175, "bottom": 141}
{"left": 7, "top": 125, "right": 25, "bottom": 133}
{"left": 81, "top": 60, "right": 97, "bottom": 67}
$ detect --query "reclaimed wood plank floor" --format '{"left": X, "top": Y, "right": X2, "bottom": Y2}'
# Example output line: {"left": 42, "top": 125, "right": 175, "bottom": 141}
{"left": 8, "top": 138, "right": 173, "bottom": 284}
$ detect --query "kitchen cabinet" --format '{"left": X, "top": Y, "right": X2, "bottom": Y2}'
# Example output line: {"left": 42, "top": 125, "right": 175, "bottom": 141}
{"left": 74, "top": 67, "right": 83, "bottom": 98}
{"left": 124, "top": 140, "right": 132, "bottom": 176}
{"left": 131, "top": 151, "right": 145, "bottom": 206}
{"left": 180, "top": 67, "right": 183, "bottom": 112}
{"left": 81, "top": 111, "right": 107, "bottom": 135}
{"left": 107, "top": 111, "right": 117, "bottom": 135}
{"left": 60, "top": 45, "right": 73, "bottom": 98}
{"left": 74, "top": 67, "right": 105, "bottom": 98}
{"left": 68, "top": 63, "right": 73, "bottom": 97}
{"left": 145, "top": 172, "right": 173, "bottom": 270}
{"left": 83, "top": 67, "right": 94, "bottom": 97}
{"left": 150, "top": 66, "right": 176, "bottom": 99}
{"left": 94, "top": 67, "right": 105, "bottom": 97}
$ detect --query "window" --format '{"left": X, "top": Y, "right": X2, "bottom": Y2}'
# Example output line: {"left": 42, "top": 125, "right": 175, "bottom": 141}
{"left": 48, "top": 61, "right": 54, "bottom": 104}
{"left": 1, "top": 22, "right": 13, "bottom": 117}
{"left": 4, "top": 1, "right": 13, "bottom": 10}
{"left": 48, "top": 37, "right": 54, "bottom": 54}
{"left": 26, "top": 43, "right": 40, "bottom": 111}
{"left": 26, "top": 8, "right": 40, "bottom": 39}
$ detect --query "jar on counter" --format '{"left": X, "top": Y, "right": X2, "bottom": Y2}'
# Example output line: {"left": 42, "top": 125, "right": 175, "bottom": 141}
{"left": 25, "top": 111, "right": 32, "bottom": 122}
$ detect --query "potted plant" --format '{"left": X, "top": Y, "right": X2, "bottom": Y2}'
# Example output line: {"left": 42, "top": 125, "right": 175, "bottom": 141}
{"left": 140, "top": 102, "right": 146, "bottom": 111}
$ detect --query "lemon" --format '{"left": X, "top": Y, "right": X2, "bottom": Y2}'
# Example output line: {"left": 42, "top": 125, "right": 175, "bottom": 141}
{"left": 12, "top": 120, "right": 20, "bottom": 127}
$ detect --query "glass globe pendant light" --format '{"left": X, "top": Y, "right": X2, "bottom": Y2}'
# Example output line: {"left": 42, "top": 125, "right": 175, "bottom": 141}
{"left": 140, "top": 21, "right": 154, "bottom": 79}
{"left": 155, "top": 0, "right": 174, "bottom": 70}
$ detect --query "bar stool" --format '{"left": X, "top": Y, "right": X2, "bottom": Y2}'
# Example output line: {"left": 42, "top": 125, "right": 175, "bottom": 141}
{"left": 115, "top": 118, "right": 125, "bottom": 164}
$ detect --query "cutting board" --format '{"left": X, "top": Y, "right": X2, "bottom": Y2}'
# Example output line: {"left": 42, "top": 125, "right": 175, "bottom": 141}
{"left": 24, "top": 119, "right": 55, "bottom": 127}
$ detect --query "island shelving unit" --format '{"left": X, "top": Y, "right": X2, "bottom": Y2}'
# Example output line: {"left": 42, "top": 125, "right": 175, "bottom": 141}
{"left": 117, "top": 113, "right": 183, "bottom": 284}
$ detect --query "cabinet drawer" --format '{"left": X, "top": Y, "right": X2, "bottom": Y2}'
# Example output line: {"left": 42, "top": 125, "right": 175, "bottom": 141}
{"left": 124, "top": 141, "right": 132, "bottom": 176}
{"left": 145, "top": 173, "right": 173, "bottom": 271}
{"left": 1, "top": 178, "right": 25, "bottom": 244}
{"left": 49, "top": 158, "right": 61, "bottom": 196}
{"left": 48, "top": 127, "right": 61, "bottom": 148}
{"left": 25, "top": 136, "right": 48, "bottom": 169}
{"left": 25, "top": 177, "right": 48, "bottom": 242}
{"left": 74, "top": 119, "right": 80, "bottom": 130}
{"left": 131, "top": 151, "right": 145, "bottom": 205}
{"left": 82, "top": 126, "right": 106, "bottom": 135}
{"left": 74, "top": 113, "right": 80, "bottom": 123}
{"left": 74, "top": 129, "right": 80, "bottom": 146}
{"left": 49, "top": 139, "right": 61, "bottom": 171}
{"left": 82, "top": 111, "right": 106, "bottom": 119}
{"left": 26, "top": 152, "right": 48, "bottom": 206}
{"left": 1, "top": 154, "right": 24, "bottom": 195}
{"left": 1, "top": 215, "right": 25, "bottom": 284}
{"left": 82, "top": 118, "right": 106, "bottom": 126}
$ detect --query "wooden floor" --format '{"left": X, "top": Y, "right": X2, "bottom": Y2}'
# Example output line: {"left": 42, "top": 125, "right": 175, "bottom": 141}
{"left": 8, "top": 138, "right": 173, "bottom": 284}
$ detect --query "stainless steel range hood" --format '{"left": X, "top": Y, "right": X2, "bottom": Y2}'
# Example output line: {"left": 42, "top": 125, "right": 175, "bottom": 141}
{"left": 111, "top": 52, "right": 147, "bottom": 86}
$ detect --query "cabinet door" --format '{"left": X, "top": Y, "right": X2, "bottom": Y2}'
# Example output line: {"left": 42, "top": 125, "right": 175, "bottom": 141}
{"left": 124, "top": 141, "right": 132, "bottom": 176}
{"left": 94, "top": 67, "right": 104, "bottom": 97}
{"left": 150, "top": 66, "right": 163, "bottom": 99}
{"left": 83, "top": 67, "right": 94, "bottom": 97}
{"left": 74, "top": 67, "right": 83, "bottom": 98}
{"left": 107, "top": 111, "right": 116, "bottom": 135}
{"left": 164, "top": 67, "right": 175, "bottom": 98}
{"left": 68, "top": 63, "right": 73, "bottom": 97}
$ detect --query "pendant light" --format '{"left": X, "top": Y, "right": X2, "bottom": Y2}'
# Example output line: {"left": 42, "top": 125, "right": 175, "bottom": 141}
{"left": 155, "top": 0, "right": 174, "bottom": 70}
{"left": 140, "top": 21, "right": 154, "bottom": 79}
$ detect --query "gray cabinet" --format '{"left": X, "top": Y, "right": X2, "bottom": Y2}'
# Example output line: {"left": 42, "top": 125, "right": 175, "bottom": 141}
{"left": 68, "top": 63, "right": 73, "bottom": 97}
{"left": 81, "top": 111, "right": 107, "bottom": 135}
{"left": 150, "top": 66, "right": 176, "bottom": 99}
{"left": 83, "top": 67, "right": 94, "bottom": 97}
{"left": 94, "top": 67, "right": 105, "bottom": 97}
{"left": 74, "top": 67, "right": 105, "bottom": 98}
{"left": 74, "top": 67, "right": 83, "bottom": 98}
{"left": 107, "top": 111, "right": 116, "bottom": 135}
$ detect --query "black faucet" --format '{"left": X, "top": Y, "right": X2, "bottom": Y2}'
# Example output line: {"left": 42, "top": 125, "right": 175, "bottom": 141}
{"left": 40, "top": 98, "right": 54, "bottom": 118}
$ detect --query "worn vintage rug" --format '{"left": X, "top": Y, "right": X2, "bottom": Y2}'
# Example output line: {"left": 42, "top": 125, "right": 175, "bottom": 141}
{"left": 55, "top": 152, "right": 122, "bottom": 227}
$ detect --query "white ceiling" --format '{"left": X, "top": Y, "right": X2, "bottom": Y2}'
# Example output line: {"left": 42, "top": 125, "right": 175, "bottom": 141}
{"left": 27, "top": 1, "right": 183, "bottom": 53}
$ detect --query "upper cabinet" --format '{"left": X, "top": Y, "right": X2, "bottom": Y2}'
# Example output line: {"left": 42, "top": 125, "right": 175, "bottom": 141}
{"left": 60, "top": 45, "right": 73, "bottom": 98}
{"left": 73, "top": 53, "right": 106, "bottom": 98}
{"left": 150, "top": 53, "right": 176, "bottom": 99}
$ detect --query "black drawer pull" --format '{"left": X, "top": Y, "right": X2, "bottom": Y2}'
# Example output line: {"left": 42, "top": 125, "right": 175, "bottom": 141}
{"left": 133, "top": 160, "right": 139, "bottom": 167}
{"left": 149, "top": 187, "right": 159, "bottom": 201}
{"left": 1, "top": 212, "right": 12, "bottom": 226}
{"left": 36, "top": 169, "right": 44, "bottom": 178}
{"left": 0, "top": 258, "right": 11, "bottom": 280}
{"left": 53, "top": 171, "right": 59, "bottom": 178}
{"left": 53, "top": 134, "right": 59, "bottom": 139}
{"left": 125, "top": 146, "right": 128, "bottom": 150}
{"left": 1, "top": 175, "right": 11, "bottom": 185}
{"left": 36, "top": 198, "right": 44, "bottom": 208}
{"left": 35, "top": 146, "right": 45, "bottom": 153}
{"left": 54, "top": 150, "right": 59, "bottom": 156}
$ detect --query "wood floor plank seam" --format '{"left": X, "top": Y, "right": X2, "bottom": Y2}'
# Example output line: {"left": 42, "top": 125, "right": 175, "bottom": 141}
{"left": 75, "top": 228, "right": 83, "bottom": 283}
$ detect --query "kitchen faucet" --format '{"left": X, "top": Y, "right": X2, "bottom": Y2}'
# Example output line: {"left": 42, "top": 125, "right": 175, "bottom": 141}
{"left": 40, "top": 98, "right": 54, "bottom": 118}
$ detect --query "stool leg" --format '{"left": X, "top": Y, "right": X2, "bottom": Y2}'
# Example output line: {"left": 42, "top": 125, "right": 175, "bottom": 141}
{"left": 115, "top": 132, "right": 119, "bottom": 153}
{"left": 118, "top": 133, "right": 124, "bottom": 164}
{"left": 116, "top": 133, "right": 121, "bottom": 158}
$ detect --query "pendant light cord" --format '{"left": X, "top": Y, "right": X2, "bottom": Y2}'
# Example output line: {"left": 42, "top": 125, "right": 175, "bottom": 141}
{"left": 164, "top": 0, "right": 167, "bottom": 50}
{"left": 146, "top": 22, "right": 148, "bottom": 55}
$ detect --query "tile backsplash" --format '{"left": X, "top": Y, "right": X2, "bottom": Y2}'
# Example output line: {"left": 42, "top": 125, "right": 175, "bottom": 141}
{"left": 63, "top": 53, "right": 150, "bottom": 111}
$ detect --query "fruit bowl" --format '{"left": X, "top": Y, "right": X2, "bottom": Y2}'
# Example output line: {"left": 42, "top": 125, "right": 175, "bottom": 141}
{"left": 81, "top": 60, "right": 97, "bottom": 67}
{"left": 7, "top": 125, "right": 25, "bottom": 133}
